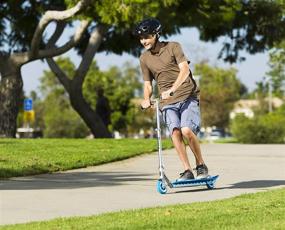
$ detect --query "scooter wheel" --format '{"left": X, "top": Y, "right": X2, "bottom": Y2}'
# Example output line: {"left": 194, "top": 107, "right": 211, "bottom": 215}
{"left": 206, "top": 181, "right": 215, "bottom": 189}
{"left": 157, "top": 179, "right": 167, "bottom": 194}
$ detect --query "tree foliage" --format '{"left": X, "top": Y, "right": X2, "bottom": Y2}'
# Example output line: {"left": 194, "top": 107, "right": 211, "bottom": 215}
{"left": 0, "top": 0, "right": 66, "bottom": 53}
{"left": 1, "top": 0, "right": 284, "bottom": 62}
{"left": 195, "top": 63, "right": 242, "bottom": 128}
{"left": 62, "top": 0, "right": 285, "bottom": 61}
{"left": 43, "top": 92, "right": 90, "bottom": 138}
{"left": 83, "top": 61, "right": 142, "bottom": 135}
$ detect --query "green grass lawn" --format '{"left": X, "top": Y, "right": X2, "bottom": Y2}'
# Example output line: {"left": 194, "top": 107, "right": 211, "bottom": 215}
{"left": 199, "top": 137, "right": 238, "bottom": 144}
{"left": 0, "top": 138, "right": 172, "bottom": 179}
{"left": 1, "top": 188, "right": 284, "bottom": 230}
{"left": 213, "top": 137, "right": 238, "bottom": 143}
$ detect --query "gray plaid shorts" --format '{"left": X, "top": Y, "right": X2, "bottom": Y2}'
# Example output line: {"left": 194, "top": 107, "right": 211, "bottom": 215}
{"left": 161, "top": 97, "right": 201, "bottom": 135}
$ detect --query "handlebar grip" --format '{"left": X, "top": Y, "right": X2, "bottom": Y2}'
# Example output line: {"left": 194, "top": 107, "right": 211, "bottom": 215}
{"left": 141, "top": 101, "right": 155, "bottom": 110}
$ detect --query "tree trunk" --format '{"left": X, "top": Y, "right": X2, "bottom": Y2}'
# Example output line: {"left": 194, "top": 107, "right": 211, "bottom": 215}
{"left": 46, "top": 24, "right": 111, "bottom": 138}
{"left": 0, "top": 56, "right": 22, "bottom": 137}
{"left": 69, "top": 88, "right": 112, "bottom": 138}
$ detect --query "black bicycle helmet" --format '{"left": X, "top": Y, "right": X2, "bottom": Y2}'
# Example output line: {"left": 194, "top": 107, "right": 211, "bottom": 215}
{"left": 134, "top": 18, "right": 162, "bottom": 36}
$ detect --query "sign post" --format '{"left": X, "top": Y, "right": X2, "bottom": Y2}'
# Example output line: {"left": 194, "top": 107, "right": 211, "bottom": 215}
{"left": 23, "top": 99, "right": 35, "bottom": 132}
{"left": 24, "top": 98, "right": 33, "bottom": 111}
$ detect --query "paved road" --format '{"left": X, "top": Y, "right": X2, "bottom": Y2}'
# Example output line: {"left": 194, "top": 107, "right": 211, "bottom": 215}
{"left": 1, "top": 144, "right": 285, "bottom": 225}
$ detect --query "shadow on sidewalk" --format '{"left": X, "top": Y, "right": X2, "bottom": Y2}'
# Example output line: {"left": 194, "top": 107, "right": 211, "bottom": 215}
{"left": 0, "top": 171, "right": 156, "bottom": 190}
{"left": 228, "top": 180, "right": 285, "bottom": 189}
{"left": 163, "top": 180, "right": 285, "bottom": 194}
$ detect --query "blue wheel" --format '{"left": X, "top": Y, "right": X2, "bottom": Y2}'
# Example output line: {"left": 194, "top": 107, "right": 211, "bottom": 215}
{"left": 157, "top": 179, "right": 167, "bottom": 194}
{"left": 206, "top": 181, "right": 215, "bottom": 189}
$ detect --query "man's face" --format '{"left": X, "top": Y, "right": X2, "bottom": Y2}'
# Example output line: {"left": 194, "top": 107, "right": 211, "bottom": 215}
{"left": 139, "top": 34, "right": 156, "bottom": 50}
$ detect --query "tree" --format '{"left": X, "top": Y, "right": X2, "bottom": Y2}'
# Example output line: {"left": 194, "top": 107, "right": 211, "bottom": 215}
{"left": 39, "top": 57, "right": 141, "bottom": 137}
{"left": 195, "top": 63, "right": 242, "bottom": 129}
{"left": 1, "top": 0, "right": 285, "bottom": 137}
{"left": 0, "top": 0, "right": 92, "bottom": 137}
{"left": 266, "top": 40, "right": 285, "bottom": 97}
{"left": 36, "top": 57, "right": 89, "bottom": 137}
{"left": 45, "top": 24, "right": 113, "bottom": 137}
{"left": 83, "top": 61, "right": 142, "bottom": 136}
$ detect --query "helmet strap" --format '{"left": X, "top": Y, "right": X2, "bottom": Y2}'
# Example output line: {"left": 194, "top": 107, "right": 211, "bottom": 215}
{"left": 149, "top": 34, "right": 161, "bottom": 53}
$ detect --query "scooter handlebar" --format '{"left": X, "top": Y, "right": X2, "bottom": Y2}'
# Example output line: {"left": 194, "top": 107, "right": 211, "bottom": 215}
{"left": 140, "top": 101, "right": 155, "bottom": 110}
{"left": 140, "top": 92, "right": 174, "bottom": 110}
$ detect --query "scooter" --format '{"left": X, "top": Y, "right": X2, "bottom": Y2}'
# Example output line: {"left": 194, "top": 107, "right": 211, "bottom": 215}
{"left": 148, "top": 99, "right": 219, "bottom": 194}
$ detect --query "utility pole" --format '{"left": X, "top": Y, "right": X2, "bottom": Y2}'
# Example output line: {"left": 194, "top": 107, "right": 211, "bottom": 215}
{"left": 266, "top": 76, "right": 273, "bottom": 113}
{"left": 193, "top": 75, "right": 201, "bottom": 87}
{"left": 269, "top": 81, "right": 273, "bottom": 113}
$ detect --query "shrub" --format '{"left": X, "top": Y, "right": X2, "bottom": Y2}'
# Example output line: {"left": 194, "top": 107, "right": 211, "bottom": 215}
{"left": 230, "top": 113, "right": 285, "bottom": 143}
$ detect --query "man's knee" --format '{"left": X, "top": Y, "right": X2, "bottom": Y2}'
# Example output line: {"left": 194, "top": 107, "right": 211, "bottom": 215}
{"left": 181, "top": 127, "right": 195, "bottom": 139}
{"left": 171, "top": 128, "right": 181, "bottom": 137}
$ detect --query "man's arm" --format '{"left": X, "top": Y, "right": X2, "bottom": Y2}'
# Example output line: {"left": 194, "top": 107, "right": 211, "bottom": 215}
{"left": 161, "top": 61, "right": 190, "bottom": 100}
{"left": 141, "top": 80, "right": 152, "bottom": 109}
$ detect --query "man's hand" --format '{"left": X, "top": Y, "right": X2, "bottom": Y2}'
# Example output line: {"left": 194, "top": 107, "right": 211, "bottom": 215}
{"left": 141, "top": 99, "right": 151, "bottom": 109}
{"left": 161, "top": 89, "right": 174, "bottom": 100}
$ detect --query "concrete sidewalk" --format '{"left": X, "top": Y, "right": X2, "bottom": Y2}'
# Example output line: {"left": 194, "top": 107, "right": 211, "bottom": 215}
{"left": 1, "top": 144, "right": 285, "bottom": 225}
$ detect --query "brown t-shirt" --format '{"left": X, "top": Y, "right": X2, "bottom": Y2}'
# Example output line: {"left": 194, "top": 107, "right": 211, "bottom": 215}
{"left": 140, "top": 41, "right": 199, "bottom": 107}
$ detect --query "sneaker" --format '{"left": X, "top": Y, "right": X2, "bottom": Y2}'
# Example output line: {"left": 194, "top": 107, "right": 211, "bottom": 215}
{"left": 176, "top": 169, "right": 195, "bottom": 181}
{"left": 195, "top": 164, "right": 209, "bottom": 179}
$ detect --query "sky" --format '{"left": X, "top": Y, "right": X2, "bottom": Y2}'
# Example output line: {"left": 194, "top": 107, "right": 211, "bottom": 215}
{"left": 21, "top": 27, "right": 269, "bottom": 96}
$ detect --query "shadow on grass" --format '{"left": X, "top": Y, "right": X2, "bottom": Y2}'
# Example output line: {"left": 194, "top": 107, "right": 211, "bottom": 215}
{"left": 0, "top": 171, "right": 156, "bottom": 190}
{"left": 0, "top": 168, "right": 50, "bottom": 179}
{"left": 0, "top": 141, "right": 14, "bottom": 145}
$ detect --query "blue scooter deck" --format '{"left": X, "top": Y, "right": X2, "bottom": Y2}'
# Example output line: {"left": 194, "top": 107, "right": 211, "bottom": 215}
{"left": 171, "top": 175, "right": 219, "bottom": 188}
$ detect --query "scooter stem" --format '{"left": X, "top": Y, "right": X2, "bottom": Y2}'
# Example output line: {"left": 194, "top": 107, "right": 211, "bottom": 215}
{"left": 155, "top": 99, "right": 164, "bottom": 178}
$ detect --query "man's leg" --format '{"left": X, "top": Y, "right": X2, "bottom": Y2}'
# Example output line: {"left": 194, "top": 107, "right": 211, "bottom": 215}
{"left": 171, "top": 128, "right": 195, "bottom": 180}
{"left": 180, "top": 98, "right": 209, "bottom": 178}
{"left": 171, "top": 128, "right": 192, "bottom": 171}
{"left": 162, "top": 106, "right": 195, "bottom": 180}
{"left": 181, "top": 127, "right": 204, "bottom": 165}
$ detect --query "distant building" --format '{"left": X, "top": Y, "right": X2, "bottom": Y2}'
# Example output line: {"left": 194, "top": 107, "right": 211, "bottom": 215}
{"left": 230, "top": 98, "right": 284, "bottom": 119}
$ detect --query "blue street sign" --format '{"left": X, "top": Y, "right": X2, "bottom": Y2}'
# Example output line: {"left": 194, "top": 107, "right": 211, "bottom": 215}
{"left": 24, "top": 98, "right": 33, "bottom": 111}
